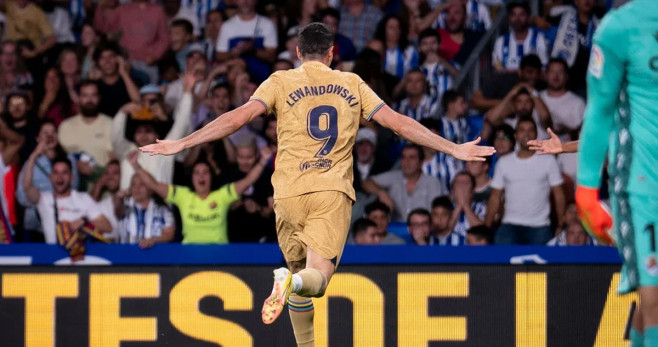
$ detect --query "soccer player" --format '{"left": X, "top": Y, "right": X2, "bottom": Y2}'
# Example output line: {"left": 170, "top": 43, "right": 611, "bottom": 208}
{"left": 140, "top": 23, "right": 494, "bottom": 346}
{"left": 575, "top": 1, "right": 658, "bottom": 345}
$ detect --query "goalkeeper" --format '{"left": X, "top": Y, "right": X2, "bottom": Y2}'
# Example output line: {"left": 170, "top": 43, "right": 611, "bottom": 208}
{"left": 575, "top": 1, "right": 658, "bottom": 345}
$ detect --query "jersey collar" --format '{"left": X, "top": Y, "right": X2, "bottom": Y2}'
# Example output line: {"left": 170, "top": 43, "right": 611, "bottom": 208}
{"left": 301, "top": 61, "right": 331, "bottom": 70}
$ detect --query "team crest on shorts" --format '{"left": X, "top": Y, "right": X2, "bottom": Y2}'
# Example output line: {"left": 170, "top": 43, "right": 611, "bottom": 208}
{"left": 645, "top": 255, "right": 658, "bottom": 276}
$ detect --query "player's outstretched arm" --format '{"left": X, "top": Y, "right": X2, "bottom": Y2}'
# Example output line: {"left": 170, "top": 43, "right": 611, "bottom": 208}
{"left": 371, "top": 104, "right": 495, "bottom": 161}
{"left": 575, "top": 15, "right": 627, "bottom": 246}
{"left": 139, "top": 100, "right": 267, "bottom": 156}
{"left": 527, "top": 128, "right": 579, "bottom": 154}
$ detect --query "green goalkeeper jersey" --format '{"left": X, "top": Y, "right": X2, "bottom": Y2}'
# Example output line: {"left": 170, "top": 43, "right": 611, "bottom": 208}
{"left": 578, "top": 0, "right": 658, "bottom": 197}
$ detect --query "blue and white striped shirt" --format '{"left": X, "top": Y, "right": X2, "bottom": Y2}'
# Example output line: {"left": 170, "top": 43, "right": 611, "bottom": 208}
{"left": 453, "top": 201, "right": 487, "bottom": 236}
{"left": 441, "top": 117, "right": 471, "bottom": 144}
{"left": 432, "top": 0, "right": 492, "bottom": 32}
{"left": 180, "top": 0, "right": 222, "bottom": 30}
{"left": 421, "top": 62, "right": 454, "bottom": 102}
{"left": 429, "top": 231, "right": 466, "bottom": 245}
{"left": 395, "top": 95, "right": 439, "bottom": 121}
{"left": 384, "top": 45, "right": 419, "bottom": 79}
{"left": 492, "top": 27, "right": 548, "bottom": 70}
{"left": 422, "top": 152, "right": 464, "bottom": 194}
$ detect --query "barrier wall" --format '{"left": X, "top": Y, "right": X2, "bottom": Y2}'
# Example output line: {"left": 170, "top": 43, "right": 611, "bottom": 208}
{"left": 0, "top": 245, "right": 633, "bottom": 346}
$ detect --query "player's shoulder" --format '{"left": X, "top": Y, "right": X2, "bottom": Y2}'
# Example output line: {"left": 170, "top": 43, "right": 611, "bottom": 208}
{"left": 594, "top": 7, "right": 630, "bottom": 40}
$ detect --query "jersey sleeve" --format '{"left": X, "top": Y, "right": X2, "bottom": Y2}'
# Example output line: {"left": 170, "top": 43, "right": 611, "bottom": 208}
{"left": 357, "top": 76, "right": 385, "bottom": 121}
{"left": 577, "top": 11, "right": 627, "bottom": 189}
{"left": 250, "top": 75, "right": 279, "bottom": 115}
{"left": 217, "top": 183, "right": 240, "bottom": 205}
{"left": 166, "top": 185, "right": 191, "bottom": 206}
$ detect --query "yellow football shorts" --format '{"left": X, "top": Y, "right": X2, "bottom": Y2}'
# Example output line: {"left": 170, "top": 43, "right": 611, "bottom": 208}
{"left": 273, "top": 191, "right": 352, "bottom": 265}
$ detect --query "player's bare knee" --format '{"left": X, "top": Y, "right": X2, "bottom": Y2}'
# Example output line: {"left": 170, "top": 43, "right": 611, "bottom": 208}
{"left": 639, "top": 287, "right": 658, "bottom": 313}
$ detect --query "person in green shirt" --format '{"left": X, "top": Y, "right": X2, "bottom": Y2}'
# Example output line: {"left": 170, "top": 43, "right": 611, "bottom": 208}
{"left": 127, "top": 147, "right": 272, "bottom": 244}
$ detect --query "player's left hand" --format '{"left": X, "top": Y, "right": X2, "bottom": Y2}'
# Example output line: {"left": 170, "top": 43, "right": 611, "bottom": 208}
{"left": 140, "top": 139, "right": 185, "bottom": 156}
{"left": 452, "top": 137, "right": 495, "bottom": 162}
{"left": 575, "top": 186, "right": 615, "bottom": 246}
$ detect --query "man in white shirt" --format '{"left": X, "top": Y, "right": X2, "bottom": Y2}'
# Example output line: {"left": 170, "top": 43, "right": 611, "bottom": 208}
{"left": 215, "top": 0, "right": 277, "bottom": 81}
{"left": 539, "top": 58, "right": 584, "bottom": 182}
{"left": 492, "top": 1, "right": 548, "bottom": 71}
{"left": 58, "top": 81, "right": 114, "bottom": 167}
{"left": 539, "top": 58, "right": 586, "bottom": 140}
{"left": 485, "top": 83, "right": 551, "bottom": 140}
{"left": 22, "top": 152, "right": 111, "bottom": 244}
{"left": 485, "top": 117, "right": 565, "bottom": 244}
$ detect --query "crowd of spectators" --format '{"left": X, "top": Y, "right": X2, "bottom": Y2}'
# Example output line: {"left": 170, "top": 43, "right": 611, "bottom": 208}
{"left": 0, "top": 0, "right": 613, "bottom": 250}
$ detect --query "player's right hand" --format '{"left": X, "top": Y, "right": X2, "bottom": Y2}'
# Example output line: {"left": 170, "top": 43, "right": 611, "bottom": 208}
{"left": 139, "top": 139, "right": 185, "bottom": 156}
{"left": 528, "top": 128, "right": 564, "bottom": 154}
{"left": 452, "top": 137, "right": 496, "bottom": 162}
{"left": 575, "top": 186, "right": 614, "bottom": 246}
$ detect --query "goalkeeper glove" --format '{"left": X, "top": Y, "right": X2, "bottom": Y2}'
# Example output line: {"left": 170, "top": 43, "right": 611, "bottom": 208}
{"left": 575, "top": 186, "right": 614, "bottom": 246}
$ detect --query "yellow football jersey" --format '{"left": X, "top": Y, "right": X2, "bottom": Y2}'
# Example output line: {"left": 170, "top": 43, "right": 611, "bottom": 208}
{"left": 250, "top": 61, "right": 385, "bottom": 201}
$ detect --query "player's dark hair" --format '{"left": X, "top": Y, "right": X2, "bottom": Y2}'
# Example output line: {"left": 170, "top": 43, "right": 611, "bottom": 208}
{"left": 298, "top": 22, "right": 334, "bottom": 58}
{"left": 432, "top": 196, "right": 454, "bottom": 211}
{"left": 402, "top": 144, "right": 425, "bottom": 162}
{"left": 352, "top": 218, "right": 377, "bottom": 237}
{"left": 547, "top": 57, "right": 569, "bottom": 74}
{"left": 407, "top": 208, "right": 431, "bottom": 226}
{"left": 365, "top": 201, "right": 390, "bottom": 216}
{"left": 467, "top": 225, "right": 494, "bottom": 244}
{"left": 171, "top": 19, "right": 194, "bottom": 36}
{"left": 318, "top": 7, "right": 340, "bottom": 22}
{"left": 441, "top": 89, "right": 463, "bottom": 111}
{"left": 516, "top": 115, "right": 537, "bottom": 133}
{"left": 519, "top": 54, "right": 542, "bottom": 71}
{"left": 51, "top": 155, "right": 73, "bottom": 172}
